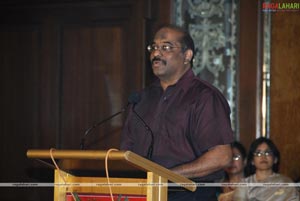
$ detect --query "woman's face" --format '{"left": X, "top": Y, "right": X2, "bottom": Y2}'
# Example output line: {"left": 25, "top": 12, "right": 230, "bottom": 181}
{"left": 225, "top": 147, "right": 245, "bottom": 176}
{"left": 252, "top": 142, "right": 276, "bottom": 171}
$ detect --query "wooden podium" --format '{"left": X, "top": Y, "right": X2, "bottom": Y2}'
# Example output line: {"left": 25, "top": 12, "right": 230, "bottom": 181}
{"left": 27, "top": 149, "right": 196, "bottom": 201}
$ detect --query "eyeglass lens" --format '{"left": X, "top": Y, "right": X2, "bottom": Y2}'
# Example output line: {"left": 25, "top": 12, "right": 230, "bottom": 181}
{"left": 233, "top": 154, "right": 241, "bottom": 161}
{"left": 254, "top": 151, "right": 273, "bottom": 157}
{"left": 147, "top": 44, "right": 180, "bottom": 53}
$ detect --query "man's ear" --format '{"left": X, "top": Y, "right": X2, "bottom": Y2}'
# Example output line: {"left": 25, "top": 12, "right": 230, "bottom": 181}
{"left": 185, "top": 49, "right": 193, "bottom": 61}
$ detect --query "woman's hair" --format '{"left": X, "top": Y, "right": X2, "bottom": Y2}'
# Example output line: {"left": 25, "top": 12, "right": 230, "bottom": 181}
{"left": 245, "top": 137, "right": 280, "bottom": 176}
{"left": 223, "top": 141, "right": 247, "bottom": 181}
{"left": 232, "top": 141, "right": 247, "bottom": 160}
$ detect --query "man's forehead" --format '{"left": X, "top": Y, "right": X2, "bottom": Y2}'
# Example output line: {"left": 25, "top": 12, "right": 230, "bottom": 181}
{"left": 154, "top": 28, "right": 183, "bottom": 41}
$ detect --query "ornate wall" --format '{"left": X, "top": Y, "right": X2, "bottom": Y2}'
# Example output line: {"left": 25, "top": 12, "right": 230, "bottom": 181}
{"left": 172, "top": 0, "right": 239, "bottom": 136}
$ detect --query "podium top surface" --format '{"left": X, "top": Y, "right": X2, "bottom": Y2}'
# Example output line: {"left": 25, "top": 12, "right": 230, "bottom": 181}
{"left": 27, "top": 149, "right": 196, "bottom": 192}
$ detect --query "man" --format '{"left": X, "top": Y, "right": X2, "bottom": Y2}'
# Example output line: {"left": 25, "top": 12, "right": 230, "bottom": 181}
{"left": 121, "top": 24, "right": 233, "bottom": 200}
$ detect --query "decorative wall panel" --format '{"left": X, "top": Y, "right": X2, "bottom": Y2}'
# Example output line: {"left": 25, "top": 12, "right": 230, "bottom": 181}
{"left": 173, "top": 0, "right": 239, "bottom": 134}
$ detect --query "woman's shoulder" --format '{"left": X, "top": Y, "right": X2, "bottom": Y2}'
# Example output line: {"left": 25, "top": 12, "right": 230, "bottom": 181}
{"left": 272, "top": 173, "right": 294, "bottom": 183}
{"left": 243, "top": 174, "right": 256, "bottom": 183}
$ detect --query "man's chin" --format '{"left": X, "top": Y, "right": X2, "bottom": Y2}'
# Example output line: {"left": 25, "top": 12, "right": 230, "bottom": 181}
{"left": 152, "top": 68, "right": 163, "bottom": 77}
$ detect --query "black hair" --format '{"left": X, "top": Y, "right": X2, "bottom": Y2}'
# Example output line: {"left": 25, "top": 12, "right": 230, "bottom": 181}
{"left": 245, "top": 137, "right": 280, "bottom": 176}
{"left": 223, "top": 141, "right": 247, "bottom": 181}
{"left": 232, "top": 141, "right": 247, "bottom": 160}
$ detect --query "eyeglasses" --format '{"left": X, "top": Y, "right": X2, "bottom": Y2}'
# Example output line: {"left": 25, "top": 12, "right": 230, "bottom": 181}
{"left": 253, "top": 151, "right": 273, "bottom": 157}
{"left": 147, "top": 44, "right": 182, "bottom": 53}
{"left": 233, "top": 154, "right": 241, "bottom": 161}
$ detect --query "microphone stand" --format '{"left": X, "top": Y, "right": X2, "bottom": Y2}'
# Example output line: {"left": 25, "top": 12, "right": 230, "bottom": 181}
{"left": 80, "top": 108, "right": 126, "bottom": 150}
{"left": 132, "top": 109, "right": 154, "bottom": 160}
{"left": 79, "top": 92, "right": 140, "bottom": 150}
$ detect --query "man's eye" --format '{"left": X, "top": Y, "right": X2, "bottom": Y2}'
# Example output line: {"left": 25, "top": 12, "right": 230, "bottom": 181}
{"left": 162, "top": 45, "right": 171, "bottom": 51}
{"left": 151, "top": 45, "right": 158, "bottom": 50}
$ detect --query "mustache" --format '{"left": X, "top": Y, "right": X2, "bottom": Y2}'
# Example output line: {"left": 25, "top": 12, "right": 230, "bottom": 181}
{"left": 151, "top": 57, "right": 167, "bottom": 65}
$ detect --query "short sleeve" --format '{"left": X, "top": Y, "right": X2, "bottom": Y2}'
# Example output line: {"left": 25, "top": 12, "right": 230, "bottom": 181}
{"left": 189, "top": 89, "right": 233, "bottom": 153}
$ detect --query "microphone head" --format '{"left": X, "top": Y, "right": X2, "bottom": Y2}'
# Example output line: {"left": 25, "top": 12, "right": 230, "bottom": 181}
{"left": 128, "top": 92, "right": 141, "bottom": 105}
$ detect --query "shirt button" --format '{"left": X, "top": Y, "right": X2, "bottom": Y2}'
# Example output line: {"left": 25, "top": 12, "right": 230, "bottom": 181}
{"left": 163, "top": 96, "right": 167, "bottom": 101}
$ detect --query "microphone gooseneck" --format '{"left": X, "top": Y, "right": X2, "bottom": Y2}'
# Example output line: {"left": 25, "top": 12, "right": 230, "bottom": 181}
{"left": 80, "top": 92, "right": 139, "bottom": 150}
{"left": 130, "top": 93, "right": 154, "bottom": 160}
{"left": 80, "top": 109, "right": 125, "bottom": 150}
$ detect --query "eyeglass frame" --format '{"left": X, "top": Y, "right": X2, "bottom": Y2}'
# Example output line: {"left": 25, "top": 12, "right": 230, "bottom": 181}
{"left": 146, "top": 43, "right": 184, "bottom": 54}
{"left": 232, "top": 154, "right": 242, "bottom": 161}
{"left": 253, "top": 150, "right": 273, "bottom": 157}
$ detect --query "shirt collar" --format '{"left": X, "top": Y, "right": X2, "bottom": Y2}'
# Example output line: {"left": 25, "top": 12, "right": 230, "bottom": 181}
{"left": 151, "top": 68, "right": 196, "bottom": 92}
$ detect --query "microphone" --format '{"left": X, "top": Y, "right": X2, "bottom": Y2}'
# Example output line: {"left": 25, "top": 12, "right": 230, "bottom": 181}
{"left": 130, "top": 94, "right": 154, "bottom": 160}
{"left": 80, "top": 93, "right": 140, "bottom": 149}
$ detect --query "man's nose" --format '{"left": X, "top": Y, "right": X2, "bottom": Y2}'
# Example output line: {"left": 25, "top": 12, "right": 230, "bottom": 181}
{"left": 152, "top": 48, "right": 163, "bottom": 57}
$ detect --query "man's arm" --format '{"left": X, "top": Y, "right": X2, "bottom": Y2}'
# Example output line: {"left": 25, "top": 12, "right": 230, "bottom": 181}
{"left": 170, "top": 144, "right": 232, "bottom": 178}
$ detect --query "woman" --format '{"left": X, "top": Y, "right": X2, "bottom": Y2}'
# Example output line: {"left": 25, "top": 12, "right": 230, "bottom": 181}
{"left": 233, "top": 137, "right": 299, "bottom": 200}
{"left": 218, "top": 141, "right": 247, "bottom": 201}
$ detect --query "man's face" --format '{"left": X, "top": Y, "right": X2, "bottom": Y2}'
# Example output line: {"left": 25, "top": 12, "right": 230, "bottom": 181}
{"left": 149, "top": 28, "right": 187, "bottom": 82}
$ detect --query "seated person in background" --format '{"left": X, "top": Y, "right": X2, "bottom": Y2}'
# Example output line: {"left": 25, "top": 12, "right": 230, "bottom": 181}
{"left": 233, "top": 137, "right": 299, "bottom": 201}
{"left": 218, "top": 141, "right": 247, "bottom": 201}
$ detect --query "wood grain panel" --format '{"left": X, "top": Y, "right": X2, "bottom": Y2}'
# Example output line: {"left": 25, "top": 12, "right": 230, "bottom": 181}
{"left": 270, "top": 9, "right": 300, "bottom": 181}
{"left": 0, "top": 26, "right": 53, "bottom": 201}
{"left": 0, "top": 1, "right": 152, "bottom": 200}
{"left": 238, "top": 0, "right": 260, "bottom": 149}
{"left": 61, "top": 25, "right": 125, "bottom": 149}
{"left": 0, "top": 28, "right": 37, "bottom": 174}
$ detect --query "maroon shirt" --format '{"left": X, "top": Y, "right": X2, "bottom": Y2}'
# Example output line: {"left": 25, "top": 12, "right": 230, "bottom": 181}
{"left": 121, "top": 69, "right": 233, "bottom": 181}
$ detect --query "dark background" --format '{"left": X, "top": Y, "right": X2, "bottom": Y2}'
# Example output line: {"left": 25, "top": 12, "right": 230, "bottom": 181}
{"left": 0, "top": 0, "right": 299, "bottom": 200}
